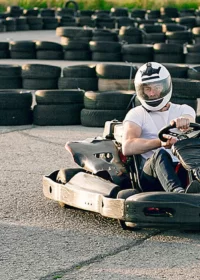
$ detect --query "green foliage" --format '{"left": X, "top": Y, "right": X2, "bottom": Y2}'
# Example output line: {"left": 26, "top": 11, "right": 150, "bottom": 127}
{"left": 0, "top": 0, "right": 199, "bottom": 11}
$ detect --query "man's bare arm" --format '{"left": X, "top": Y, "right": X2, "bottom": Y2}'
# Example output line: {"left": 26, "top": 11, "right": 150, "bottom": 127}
{"left": 122, "top": 121, "right": 161, "bottom": 156}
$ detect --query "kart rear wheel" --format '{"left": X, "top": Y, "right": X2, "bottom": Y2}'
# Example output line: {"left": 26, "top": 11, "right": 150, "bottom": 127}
{"left": 119, "top": 220, "right": 141, "bottom": 231}
{"left": 117, "top": 189, "right": 141, "bottom": 231}
{"left": 117, "top": 189, "right": 138, "bottom": 199}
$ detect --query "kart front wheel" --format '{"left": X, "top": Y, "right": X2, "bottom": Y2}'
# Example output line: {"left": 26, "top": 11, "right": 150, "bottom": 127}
{"left": 56, "top": 168, "right": 85, "bottom": 184}
{"left": 56, "top": 168, "right": 86, "bottom": 208}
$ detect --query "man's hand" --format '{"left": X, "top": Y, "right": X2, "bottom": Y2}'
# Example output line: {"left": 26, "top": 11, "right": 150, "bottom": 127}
{"left": 170, "top": 117, "right": 190, "bottom": 131}
{"left": 161, "top": 134, "right": 178, "bottom": 149}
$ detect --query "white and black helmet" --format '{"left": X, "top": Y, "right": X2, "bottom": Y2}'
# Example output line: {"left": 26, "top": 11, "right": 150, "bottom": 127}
{"left": 134, "top": 62, "right": 172, "bottom": 111}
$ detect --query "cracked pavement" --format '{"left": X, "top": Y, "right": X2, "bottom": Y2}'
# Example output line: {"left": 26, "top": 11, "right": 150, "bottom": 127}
{"left": 1, "top": 125, "right": 200, "bottom": 280}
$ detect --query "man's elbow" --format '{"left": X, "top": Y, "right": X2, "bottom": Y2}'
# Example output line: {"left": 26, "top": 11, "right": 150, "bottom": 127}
{"left": 122, "top": 143, "right": 130, "bottom": 156}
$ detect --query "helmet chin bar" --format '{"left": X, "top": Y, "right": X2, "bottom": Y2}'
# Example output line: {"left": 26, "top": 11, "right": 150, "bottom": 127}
{"left": 140, "top": 92, "right": 172, "bottom": 112}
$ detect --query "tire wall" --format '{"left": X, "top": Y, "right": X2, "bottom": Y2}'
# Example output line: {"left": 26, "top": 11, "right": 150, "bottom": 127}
{"left": 0, "top": 62, "right": 199, "bottom": 126}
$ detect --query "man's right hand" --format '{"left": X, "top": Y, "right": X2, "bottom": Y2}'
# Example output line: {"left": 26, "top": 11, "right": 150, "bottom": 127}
{"left": 161, "top": 134, "right": 178, "bottom": 149}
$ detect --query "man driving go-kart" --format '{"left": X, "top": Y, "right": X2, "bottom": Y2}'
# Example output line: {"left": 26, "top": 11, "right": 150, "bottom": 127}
{"left": 122, "top": 61, "right": 200, "bottom": 194}
{"left": 43, "top": 61, "right": 200, "bottom": 230}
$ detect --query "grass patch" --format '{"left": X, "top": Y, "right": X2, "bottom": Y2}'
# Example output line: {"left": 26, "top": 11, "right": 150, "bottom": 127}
{"left": 1, "top": 0, "right": 199, "bottom": 11}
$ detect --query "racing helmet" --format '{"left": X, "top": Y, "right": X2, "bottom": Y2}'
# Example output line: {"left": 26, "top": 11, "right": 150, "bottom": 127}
{"left": 134, "top": 62, "right": 172, "bottom": 111}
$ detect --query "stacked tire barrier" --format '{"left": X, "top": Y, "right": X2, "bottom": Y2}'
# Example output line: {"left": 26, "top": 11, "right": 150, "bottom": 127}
{"left": 33, "top": 89, "right": 84, "bottom": 125}
{"left": 0, "top": 89, "right": 33, "bottom": 125}
{"left": 81, "top": 90, "right": 133, "bottom": 127}
{"left": 58, "top": 65, "right": 98, "bottom": 91}
{"left": 0, "top": 64, "right": 22, "bottom": 89}
{"left": 0, "top": 64, "right": 200, "bottom": 126}
{"left": 21, "top": 64, "right": 61, "bottom": 90}
{"left": 81, "top": 63, "right": 137, "bottom": 127}
{"left": 35, "top": 41, "right": 64, "bottom": 60}
{"left": 9, "top": 40, "right": 36, "bottom": 59}
{"left": 1, "top": 28, "right": 200, "bottom": 63}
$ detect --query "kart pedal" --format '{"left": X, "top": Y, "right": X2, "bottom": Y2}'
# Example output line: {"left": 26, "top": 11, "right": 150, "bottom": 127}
{"left": 185, "top": 180, "right": 200, "bottom": 193}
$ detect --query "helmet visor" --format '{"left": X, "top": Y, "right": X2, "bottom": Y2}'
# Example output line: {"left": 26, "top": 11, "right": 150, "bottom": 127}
{"left": 135, "top": 76, "right": 172, "bottom": 102}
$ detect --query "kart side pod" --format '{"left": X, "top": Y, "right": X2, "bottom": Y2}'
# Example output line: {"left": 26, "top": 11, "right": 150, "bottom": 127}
{"left": 43, "top": 171, "right": 125, "bottom": 220}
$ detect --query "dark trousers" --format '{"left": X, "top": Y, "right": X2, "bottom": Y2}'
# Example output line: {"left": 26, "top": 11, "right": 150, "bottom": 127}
{"left": 140, "top": 149, "right": 184, "bottom": 192}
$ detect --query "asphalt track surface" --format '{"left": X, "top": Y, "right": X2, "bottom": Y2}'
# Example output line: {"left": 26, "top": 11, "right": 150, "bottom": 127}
{"left": 1, "top": 30, "right": 200, "bottom": 280}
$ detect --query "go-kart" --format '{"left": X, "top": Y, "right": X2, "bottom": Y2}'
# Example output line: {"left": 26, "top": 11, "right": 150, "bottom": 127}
{"left": 43, "top": 120, "right": 200, "bottom": 230}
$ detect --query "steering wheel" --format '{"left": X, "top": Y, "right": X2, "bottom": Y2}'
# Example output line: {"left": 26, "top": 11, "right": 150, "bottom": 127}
{"left": 158, "top": 122, "right": 200, "bottom": 142}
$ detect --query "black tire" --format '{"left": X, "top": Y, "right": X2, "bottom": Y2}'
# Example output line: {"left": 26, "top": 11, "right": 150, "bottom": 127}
{"left": 142, "top": 33, "right": 166, "bottom": 44}
{"left": 154, "top": 53, "right": 185, "bottom": 63}
{"left": 27, "top": 16, "right": 43, "bottom": 25}
{"left": 0, "top": 50, "right": 10, "bottom": 58}
{"left": 29, "top": 23, "right": 44, "bottom": 30}
{"left": 56, "top": 26, "right": 93, "bottom": 38}
{"left": 65, "top": 0, "right": 79, "bottom": 11}
{"left": 0, "top": 76, "right": 22, "bottom": 89}
{"left": 91, "top": 36, "right": 118, "bottom": 42}
{"left": 117, "top": 189, "right": 138, "bottom": 199}
{"left": 122, "top": 53, "right": 153, "bottom": 63}
{"left": 185, "top": 53, "right": 200, "bottom": 64}
{"left": 16, "top": 24, "right": 29, "bottom": 31}
{"left": 172, "top": 78, "right": 200, "bottom": 99}
{"left": 84, "top": 91, "right": 132, "bottom": 110}
{"left": 63, "top": 65, "right": 96, "bottom": 78}
{"left": 116, "top": 17, "right": 135, "bottom": 28}
{"left": 9, "top": 40, "right": 36, "bottom": 51}
{"left": 56, "top": 168, "right": 85, "bottom": 184}
{"left": 162, "top": 23, "right": 187, "bottom": 32}
{"left": 42, "top": 16, "right": 58, "bottom": 24}
{"left": 187, "top": 67, "right": 200, "bottom": 80}
{"left": 166, "top": 30, "right": 193, "bottom": 41}
{"left": 0, "top": 90, "right": 32, "bottom": 109}
{"left": 61, "top": 36, "right": 91, "bottom": 45}
{"left": 171, "top": 96, "right": 197, "bottom": 111}
{"left": 140, "top": 24, "right": 162, "bottom": 33}
{"left": 0, "top": 42, "right": 9, "bottom": 50}
{"left": 81, "top": 108, "right": 127, "bottom": 127}
{"left": 22, "top": 78, "right": 58, "bottom": 90}
{"left": 0, "top": 109, "right": 33, "bottom": 125}
{"left": 118, "top": 35, "right": 142, "bottom": 44}
{"left": 162, "top": 64, "right": 188, "bottom": 78}
{"left": 95, "top": 63, "right": 137, "bottom": 79}
{"left": 119, "top": 26, "right": 143, "bottom": 36}
{"left": 36, "top": 50, "right": 64, "bottom": 60}
{"left": 35, "top": 89, "right": 84, "bottom": 104}
{"left": 77, "top": 16, "right": 95, "bottom": 27}
{"left": 35, "top": 41, "right": 63, "bottom": 51}
{"left": 22, "top": 64, "right": 61, "bottom": 78}
{"left": 92, "top": 52, "right": 121, "bottom": 62}
{"left": 58, "top": 77, "right": 98, "bottom": 91}
{"left": 33, "top": 104, "right": 83, "bottom": 125}
{"left": 64, "top": 50, "right": 91, "bottom": 60}
{"left": 89, "top": 41, "right": 121, "bottom": 53}
{"left": 10, "top": 51, "right": 36, "bottom": 59}
{"left": 0, "top": 64, "right": 21, "bottom": 76}
{"left": 61, "top": 40, "right": 89, "bottom": 50}
{"left": 121, "top": 44, "right": 154, "bottom": 55}
{"left": 153, "top": 43, "right": 184, "bottom": 54}
{"left": 43, "top": 23, "right": 59, "bottom": 30}
{"left": 186, "top": 44, "right": 200, "bottom": 53}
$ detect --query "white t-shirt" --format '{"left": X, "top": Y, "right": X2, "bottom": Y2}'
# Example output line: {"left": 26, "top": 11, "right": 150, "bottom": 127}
{"left": 123, "top": 103, "right": 195, "bottom": 161}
